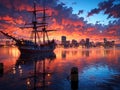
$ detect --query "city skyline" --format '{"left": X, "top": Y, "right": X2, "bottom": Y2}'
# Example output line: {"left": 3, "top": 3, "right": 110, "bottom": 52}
{"left": 0, "top": 0, "right": 120, "bottom": 43}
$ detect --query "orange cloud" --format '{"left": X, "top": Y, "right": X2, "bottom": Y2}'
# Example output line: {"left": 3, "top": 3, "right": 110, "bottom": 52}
{"left": 0, "top": 0, "right": 120, "bottom": 44}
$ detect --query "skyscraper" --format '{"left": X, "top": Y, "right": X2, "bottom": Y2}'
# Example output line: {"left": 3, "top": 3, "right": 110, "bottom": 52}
{"left": 85, "top": 38, "right": 90, "bottom": 48}
{"left": 61, "top": 36, "right": 66, "bottom": 45}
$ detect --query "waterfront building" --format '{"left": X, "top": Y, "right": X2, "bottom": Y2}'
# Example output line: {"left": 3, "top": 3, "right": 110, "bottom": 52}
{"left": 71, "top": 39, "right": 79, "bottom": 47}
{"left": 61, "top": 36, "right": 66, "bottom": 45}
{"left": 85, "top": 38, "right": 90, "bottom": 48}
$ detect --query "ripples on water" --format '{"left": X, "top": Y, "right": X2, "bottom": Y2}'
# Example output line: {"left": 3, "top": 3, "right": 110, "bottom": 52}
{"left": 0, "top": 47, "right": 120, "bottom": 90}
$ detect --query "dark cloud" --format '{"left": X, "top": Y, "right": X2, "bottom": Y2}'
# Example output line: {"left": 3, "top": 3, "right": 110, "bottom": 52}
{"left": 0, "top": 0, "right": 33, "bottom": 20}
{"left": 78, "top": 10, "right": 83, "bottom": 15}
{"left": 106, "top": 4, "right": 120, "bottom": 18}
{"left": 87, "top": 8, "right": 101, "bottom": 17}
{"left": 87, "top": 0, "right": 120, "bottom": 18}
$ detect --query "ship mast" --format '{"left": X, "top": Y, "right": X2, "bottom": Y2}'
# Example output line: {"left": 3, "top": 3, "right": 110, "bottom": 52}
{"left": 21, "top": 1, "right": 42, "bottom": 45}
{"left": 42, "top": 0, "right": 48, "bottom": 44}
{"left": 42, "top": 3, "right": 46, "bottom": 44}
{"left": 40, "top": 0, "right": 56, "bottom": 44}
{"left": 33, "top": 1, "right": 37, "bottom": 44}
{"left": 20, "top": 0, "right": 56, "bottom": 45}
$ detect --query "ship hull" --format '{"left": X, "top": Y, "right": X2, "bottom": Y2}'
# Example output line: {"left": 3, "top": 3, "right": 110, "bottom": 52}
{"left": 18, "top": 47, "right": 54, "bottom": 53}
{"left": 17, "top": 44, "right": 56, "bottom": 54}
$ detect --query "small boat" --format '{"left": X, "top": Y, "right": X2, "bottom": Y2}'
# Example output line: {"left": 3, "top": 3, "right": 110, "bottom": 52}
{"left": 0, "top": 1, "right": 56, "bottom": 54}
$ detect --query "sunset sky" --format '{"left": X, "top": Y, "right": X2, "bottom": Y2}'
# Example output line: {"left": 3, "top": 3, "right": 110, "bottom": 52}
{"left": 0, "top": 0, "right": 120, "bottom": 43}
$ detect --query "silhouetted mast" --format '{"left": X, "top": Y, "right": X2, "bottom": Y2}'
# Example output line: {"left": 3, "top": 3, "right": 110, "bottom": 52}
{"left": 33, "top": 1, "right": 37, "bottom": 44}
{"left": 41, "top": 0, "right": 56, "bottom": 44}
{"left": 42, "top": 0, "right": 47, "bottom": 44}
{"left": 20, "top": 0, "right": 56, "bottom": 44}
{"left": 21, "top": 1, "right": 43, "bottom": 45}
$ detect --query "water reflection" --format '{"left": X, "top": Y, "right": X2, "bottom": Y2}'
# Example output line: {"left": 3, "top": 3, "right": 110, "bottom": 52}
{"left": 61, "top": 51, "right": 66, "bottom": 59}
{"left": 81, "top": 50, "right": 90, "bottom": 57}
{"left": 15, "top": 51, "right": 56, "bottom": 90}
{"left": 0, "top": 47, "right": 20, "bottom": 73}
{"left": 16, "top": 52, "right": 56, "bottom": 65}
{"left": 79, "top": 65, "right": 119, "bottom": 85}
{"left": 0, "top": 47, "right": 120, "bottom": 90}
{"left": 53, "top": 48, "right": 120, "bottom": 90}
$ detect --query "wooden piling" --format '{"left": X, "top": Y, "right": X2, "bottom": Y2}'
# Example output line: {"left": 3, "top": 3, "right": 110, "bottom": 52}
{"left": 71, "top": 67, "right": 78, "bottom": 90}
{"left": 0, "top": 63, "right": 4, "bottom": 77}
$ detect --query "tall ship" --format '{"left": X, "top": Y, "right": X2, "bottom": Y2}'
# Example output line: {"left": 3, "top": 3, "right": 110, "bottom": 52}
{"left": 0, "top": 1, "right": 56, "bottom": 54}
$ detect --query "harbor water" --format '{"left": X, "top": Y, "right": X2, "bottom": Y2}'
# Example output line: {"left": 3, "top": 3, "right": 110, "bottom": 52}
{"left": 0, "top": 46, "right": 120, "bottom": 90}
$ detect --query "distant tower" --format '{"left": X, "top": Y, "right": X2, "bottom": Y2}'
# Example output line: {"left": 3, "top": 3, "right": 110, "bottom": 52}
{"left": 104, "top": 38, "right": 107, "bottom": 43}
{"left": 85, "top": 38, "right": 90, "bottom": 48}
{"left": 61, "top": 36, "right": 66, "bottom": 45}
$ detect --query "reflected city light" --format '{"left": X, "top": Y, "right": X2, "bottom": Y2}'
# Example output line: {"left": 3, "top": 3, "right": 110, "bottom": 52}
{"left": 19, "top": 69, "right": 23, "bottom": 74}
{"left": 26, "top": 78, "right": 31, "bottom": 86}
{"left": 12, "top": 67, "right": 16, "bottom": 74}
{"left": 47, "top": 81, "right": 51, "bottom": 85}
{"left": 47, "top": 73, "right": 51, "bottom": 77}
{"left": 9, "top": 48, "right": 20, "bottom": 57}
{"left": 36, "top": 82, "right": 43, "bottom": 87}
{"left": 18, "top": 65, "right": 21, "bottom": 69}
